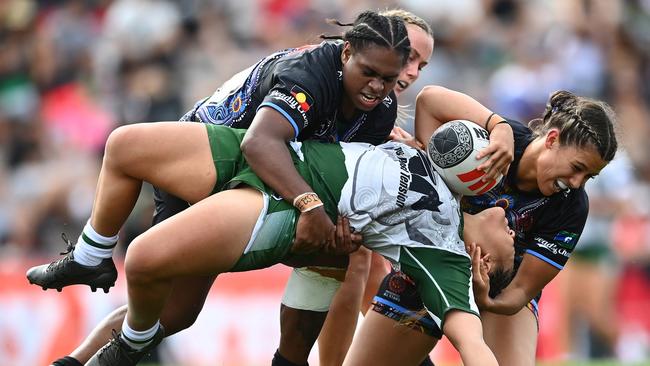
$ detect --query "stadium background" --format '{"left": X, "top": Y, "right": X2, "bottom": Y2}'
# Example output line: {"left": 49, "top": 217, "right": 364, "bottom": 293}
{"left": 1, "top": 0, "right": 650, "bottom": 365}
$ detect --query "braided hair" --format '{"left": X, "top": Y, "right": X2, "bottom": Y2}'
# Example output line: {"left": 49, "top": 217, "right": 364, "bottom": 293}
{"left": 529, "top": 90, "right": 618, "bottom": 162}
{"left": 321, "top": 10, "right": 411, "bottom": 65}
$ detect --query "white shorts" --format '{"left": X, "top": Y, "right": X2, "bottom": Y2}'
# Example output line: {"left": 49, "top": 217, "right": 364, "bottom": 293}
{"left": 281, "top": 267, "right": 343, "bottom": 312}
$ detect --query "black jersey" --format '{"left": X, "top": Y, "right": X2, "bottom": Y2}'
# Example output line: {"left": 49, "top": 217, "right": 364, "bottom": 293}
{"left": 461, "top": 119, "right": 589, "bottom": 270}
{"left": 181, "top": 41, "right": 397, "bottom": 145}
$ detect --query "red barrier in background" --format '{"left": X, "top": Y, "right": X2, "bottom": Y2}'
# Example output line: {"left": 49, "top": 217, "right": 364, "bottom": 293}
{"left": 0, "top": 258, "right": 606, "bottom": 365}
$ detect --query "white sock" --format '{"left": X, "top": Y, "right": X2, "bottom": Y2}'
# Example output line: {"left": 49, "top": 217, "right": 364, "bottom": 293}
{"left": 120, "top": 319, "right": 161, "bottom": 350}
{"left": 72, "top": 221, "right": 118, "bottom": 266}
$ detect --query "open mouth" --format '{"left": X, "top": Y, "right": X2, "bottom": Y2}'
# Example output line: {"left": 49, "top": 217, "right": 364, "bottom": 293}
{"left": 359, "top": 92, "right": 380, "bottom": 107}
{"left": 396, "top": 80, "right": 409, "bottom": 90}
{"left": 554, "top": 180, "right": 568, "bottom": 192}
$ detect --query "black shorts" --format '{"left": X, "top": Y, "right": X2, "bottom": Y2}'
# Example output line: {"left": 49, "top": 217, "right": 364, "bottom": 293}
{"left": 372, "top": 269, "right": 541, "bottom": 338}
{"left": 371, "top": 269, "right": 442, "bottom": 339}
{"left": 152, "top": 187, "right": 190, "bottom": 225}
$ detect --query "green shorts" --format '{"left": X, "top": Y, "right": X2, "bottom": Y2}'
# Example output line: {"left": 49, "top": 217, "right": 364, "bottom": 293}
{"left": 204, "top": 124, "right": 263, "bottom": 194}
{"left": 203, "top": 124, "right": 295, "bottom": 271}
{"left": 203, "top": 123, "right": 348, "bottom": 272}
{"left": 229, "top": 195, "right": 298, "bottom": 272}
{"left": 398, "top": 246, "right": 478, "bottom": 330}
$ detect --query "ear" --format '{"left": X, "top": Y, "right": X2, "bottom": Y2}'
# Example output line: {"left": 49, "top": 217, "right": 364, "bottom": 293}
{"left": 341, "top": 41, "right": 352, "bottom": 65}
{"left": 482, "top": 256, "right": 492, "bottom": 275}
{"left": 544, "top": 128, "right": 560, "bottom": 149}
{"left": 481, "top": 252, "right": 491, "bottom": 262}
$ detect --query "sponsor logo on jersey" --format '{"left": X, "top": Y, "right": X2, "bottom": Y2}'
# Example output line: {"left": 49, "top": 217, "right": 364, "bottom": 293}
{"left": 395, "top": 147, "right": 411, "bottom": 208}
{"left": 290, "top": 85, "right": 314, "bottom": 113}
{"left": 554, "top": 230, "right": 578, "bottom": 250}
{"left": 536, "top": 237, "right": 570, "bottom": 258}
{"left": 269, "top": 90, "right": 310, "bottom": 127}
{"left": 382, "top": 94, "right": 393, "bottom": 108}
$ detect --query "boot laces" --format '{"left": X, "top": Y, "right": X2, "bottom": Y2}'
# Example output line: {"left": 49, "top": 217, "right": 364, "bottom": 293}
{"left": 46, "top": 233, "right": 76, "bottom": 272}
{"left": 98, "top": 329, "right": 135, "bottom": 361}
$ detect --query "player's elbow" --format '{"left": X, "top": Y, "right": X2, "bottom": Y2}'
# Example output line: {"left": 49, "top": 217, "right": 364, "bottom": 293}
{"left": 240, "top": 133, "right": 264, "bottom": 160}
{"left": 416, "top": 85, "right": 448, "bottom": 105}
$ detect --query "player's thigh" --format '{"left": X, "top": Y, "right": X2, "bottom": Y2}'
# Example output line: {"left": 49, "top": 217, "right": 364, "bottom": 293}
{"left": 343, "top": 311, "right": 437, "bottom": 366}
{"left": 361, "top": 252, "right": 389, "bottom": 314}
{"left": 482, "top": 307, "right": 537, "bottom": 366}
{"left": 107, "top": 122, "right": 216, "bottom": 204}
{"left": 125, "top": 188, "right": 264, "bottom": 279}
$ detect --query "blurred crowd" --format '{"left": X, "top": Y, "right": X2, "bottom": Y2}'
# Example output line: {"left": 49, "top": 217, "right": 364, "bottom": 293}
{"left": 1, "top": 0, "right": 649, "bottom": 363}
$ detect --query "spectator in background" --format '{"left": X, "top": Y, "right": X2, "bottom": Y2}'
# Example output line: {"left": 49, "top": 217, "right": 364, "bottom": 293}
{"left": 1, "top": 0, "right": 650, "bottom": 365}
{"left": 561, "top": 152, "right": 634, "bottom": 359}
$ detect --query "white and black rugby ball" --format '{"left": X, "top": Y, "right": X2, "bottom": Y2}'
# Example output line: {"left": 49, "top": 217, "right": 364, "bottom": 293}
{"left": 427, "top": 120, "right": 502, "bottom": 196}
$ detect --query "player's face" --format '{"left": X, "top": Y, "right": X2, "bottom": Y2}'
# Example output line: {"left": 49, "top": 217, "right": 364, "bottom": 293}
{"left": 341, "top": 42, "right": 404, "bottom": 113}
{"left": 394, "top": 24, "right": 433, "bottom": 97}
{"left": 536, "top": 130, "right": 607, "bottom": 196}
{"left": 476, "top": 207, "right": 515, "bottom": 275}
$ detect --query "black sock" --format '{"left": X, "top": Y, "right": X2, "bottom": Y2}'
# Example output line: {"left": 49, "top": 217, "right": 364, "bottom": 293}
{"left": 419, "top": 355, "right": 435, "bottom": 366}
{"left": 271, "top": 349, "right": 309, "bottom": 366}
{"left": 50, "top": 356, "right": 83, "bottom": 366}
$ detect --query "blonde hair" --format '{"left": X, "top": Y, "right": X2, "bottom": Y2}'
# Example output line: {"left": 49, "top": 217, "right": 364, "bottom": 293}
{"left": 380, "top": 9, "right": 433, "bottom": 127}
{"left": 529, "top": 90, "right": 618, "bottom": 162}
{"left": 380, "top": 9, "right": 433, "bottom": 37}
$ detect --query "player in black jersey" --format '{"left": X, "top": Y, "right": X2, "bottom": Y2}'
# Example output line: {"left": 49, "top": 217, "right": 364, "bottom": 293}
{"left": 345, "top": 88, "right": 619, "bottom": 366}
{"left": 277, "top": 10, "right": 437, "bottom": 366}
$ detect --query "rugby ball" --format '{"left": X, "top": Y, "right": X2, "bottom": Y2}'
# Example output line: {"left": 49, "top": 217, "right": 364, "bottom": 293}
{"left": 427, "top": 120, "right": 502, "bottom": 196}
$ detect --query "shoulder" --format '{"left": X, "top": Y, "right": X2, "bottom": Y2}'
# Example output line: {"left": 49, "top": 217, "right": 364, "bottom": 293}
{"left": 565, "top": 188, "right": 589, "bottom": 214}
{"left": 506, "top": 119, "right": 532, "bottom": 144}
{"left": 370, "top": 92, "right": 398, "bottom": 117}
{"left": 546, "top": 188, "right": 589, "bottom": 224}
{"left": 504, "top": 119, "right": 532, "bottom": 166}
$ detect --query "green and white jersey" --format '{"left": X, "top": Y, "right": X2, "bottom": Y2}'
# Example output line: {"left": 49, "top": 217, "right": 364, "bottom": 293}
{"left": 204, "top": 125, "right": 465, "bottom": 267}
{"left": 297, "top": 140, "right": 478, "bottom": 323}
{"left": 339, "top": 141, "right": 465, "bottom": 264}
{"left": 206, "top": 125, "right": 477, "bottom": 322}
{"left": 297, "top": 140, "right": 467, "bottom": 264}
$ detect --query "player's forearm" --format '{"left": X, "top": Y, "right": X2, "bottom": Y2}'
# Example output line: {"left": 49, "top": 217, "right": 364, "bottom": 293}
{"left": 483, "top": 255, "right": 559, "bottom": 315}
{"left": 482, "top": 287, "right": 531, "bottom": 315}
{"left": 414, "top": 85, "right": 496, "bottom": 143}
{"left": 458, "top": 345, "right": 498, "bottom": 366}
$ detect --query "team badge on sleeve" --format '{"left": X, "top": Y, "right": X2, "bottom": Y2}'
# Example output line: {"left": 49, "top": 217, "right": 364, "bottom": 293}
{"left": 554, "top": 230, "right": 578, "bottom": 250}
{"left": 290, "top": 85, "right": 314, "bottom": 113}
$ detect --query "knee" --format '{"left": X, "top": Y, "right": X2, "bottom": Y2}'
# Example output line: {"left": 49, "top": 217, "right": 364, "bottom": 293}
{"left": 103, "top": 125, "right": 143, "bottom": 168}
{"left": 124, "top": 236, "right": 165, "bottom": 285}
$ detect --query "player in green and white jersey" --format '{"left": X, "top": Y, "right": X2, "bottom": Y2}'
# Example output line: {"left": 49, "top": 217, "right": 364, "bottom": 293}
{"left": 83, "top": 123, "right": 514, "bottom": 366}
